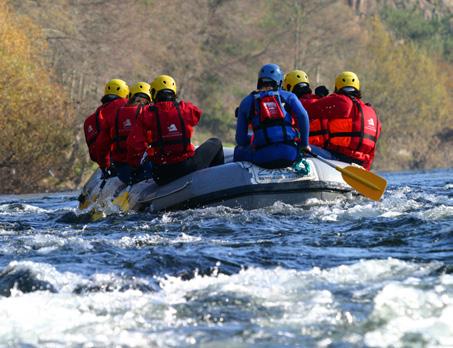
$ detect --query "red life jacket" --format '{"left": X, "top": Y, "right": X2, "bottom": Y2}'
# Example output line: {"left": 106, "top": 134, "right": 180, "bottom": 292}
{"left": 84, "top": 107, "right": 102, "bottom": 162}
{"left": 298, "top": 94, "right": 327, "bottom": 147}
{"left": 257, "top": 94, "right": 285, "bottom": 122}
{"left": 109, "top": 104, "right": 143, "bottom": 163}
{"left": 324, "top": 94, "right": 381, "bottom": 169}
{"left": 249, "top": 91, "right": 299, "bottom": 149}
{"left": 145, "top": 101, "right": 195, "bottom": 165}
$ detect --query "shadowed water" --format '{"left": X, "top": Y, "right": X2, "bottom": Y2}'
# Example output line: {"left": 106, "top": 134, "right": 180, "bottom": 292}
{"left": 0, "top": 169, "right": 452, "bottom": 347}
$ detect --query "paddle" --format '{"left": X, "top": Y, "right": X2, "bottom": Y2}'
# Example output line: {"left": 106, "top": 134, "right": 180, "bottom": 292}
{"left": 78, "top": 175, "right": 106, "bottom": 210}
{"left": 78, "top": 193, "right": 90, "bottom": 210}
{"left": 306, "top": 150, "right": 387, "bottom": 201}
{"left": 112, "top": 185, "right": 131, "bottom": 212}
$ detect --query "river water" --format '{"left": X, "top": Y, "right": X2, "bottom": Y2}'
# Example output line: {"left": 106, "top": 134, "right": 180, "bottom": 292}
{"left": 0, "top": 169, "right": 452, "bottom": 347}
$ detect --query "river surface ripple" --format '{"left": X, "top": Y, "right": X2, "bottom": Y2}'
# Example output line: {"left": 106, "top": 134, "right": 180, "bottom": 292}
{"left": 0, "top": 169, "right": 452, "bottom": 347}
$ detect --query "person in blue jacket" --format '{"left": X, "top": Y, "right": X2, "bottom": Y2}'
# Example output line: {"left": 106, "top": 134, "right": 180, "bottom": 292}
{"left": 234, "top": 63, "right": 311, "bottom": 168}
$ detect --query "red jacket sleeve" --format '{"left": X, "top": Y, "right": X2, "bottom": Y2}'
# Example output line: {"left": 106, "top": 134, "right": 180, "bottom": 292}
{"left": 95, "top": 109, "right": 112, "bottom": 169}
{"left": 83, "top": 113, "right": 99, "bottom": 163}
{"left": 368, "top": 113, "right": 382, "bottom": 170}
{"left": 309, "top": 94, "right": 353, "bottom": 121}
{"left": 127, "top": 113, "right": 149, "bottom": 168}
{"left": 181, "top": 100, "right": 202, "bottom": 126}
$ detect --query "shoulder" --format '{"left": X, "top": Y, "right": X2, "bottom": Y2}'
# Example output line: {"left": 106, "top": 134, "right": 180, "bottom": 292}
{"left": 84, "top": 111, "right": 95, "bottom": 122}
{"left": 321, "top": 93, "right": 350, "bottom": 105}
{"left": 278, "top": 90, "right": 299, "bottom": 105}
{"left": 104, "top": 98, "right": 128, "bottom": 110}
{"left": 307, "top": 93, "right": 321, "bottom": 100}
{"left": 278, "top": 90, "right": 294, "bottom": 99}
{"left": 363, "top": 100, "right": 373, "bottom": 107}
{"left": 278, "top": 89, "right": 293, "bottom": 98}
{"left": 179, "top": 100, "right": 202, "bottom": 112}
{"left": 279, "top": 90, "right": 301, "bottom": 106}
{"left": 239, "top": 93, "right": 255, "bottom": 109}
{"left": 114, "top": 98, "right": 128, "bottom": 106}
{"left": 102, "top": 98, "right": 126, "bottom": 113}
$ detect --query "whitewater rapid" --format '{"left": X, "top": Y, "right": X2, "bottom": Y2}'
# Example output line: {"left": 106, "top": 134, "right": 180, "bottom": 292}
{"left": 0, "top": 168, "right": 452, "bottom": 347}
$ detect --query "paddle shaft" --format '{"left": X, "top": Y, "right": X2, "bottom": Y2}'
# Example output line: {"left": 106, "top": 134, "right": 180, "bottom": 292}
{"left": 306, "top": 150, "right": 381, "bottom": 191}
{"left": 306, "top": 150, "right": 339, "bottom": 171}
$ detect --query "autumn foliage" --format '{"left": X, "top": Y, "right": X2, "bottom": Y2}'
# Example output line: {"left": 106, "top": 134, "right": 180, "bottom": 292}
{"left": 1, "top": 0, "right": 452, "bottom": 193}
{"left": 356, "top": 18, "right": 453, "bottom": 169}
{"left": 0, "top": 0, "right": 75, "bottom": 193}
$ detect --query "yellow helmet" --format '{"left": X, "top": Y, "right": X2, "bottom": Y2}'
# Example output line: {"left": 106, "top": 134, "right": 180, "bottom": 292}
{"left": 150, "top": 75, "right": 177, "bottom": 101}
{"left": 335, "top": 71, "right": 360, "bottom": 91}
{"left": 283, "top": 70, "right": 310, "bottom": 92}
{"left": 104, "top": 79, "right": 129, "bottom": 98}
{"left": 129, "top": 81, "right": 151, "bottom": 100}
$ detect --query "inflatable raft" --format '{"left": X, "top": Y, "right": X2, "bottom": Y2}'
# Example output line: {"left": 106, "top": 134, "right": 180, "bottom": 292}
{"left": 78, "top": 148, "right": 352, "bottom": 213}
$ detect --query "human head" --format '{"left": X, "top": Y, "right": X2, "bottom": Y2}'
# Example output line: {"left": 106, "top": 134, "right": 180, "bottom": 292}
{"left": 283, "top": 70, "right": 311, "bottom": 97}
{"left": 129, "top": 81, "right": 151, "bottom": 104}
{"left": 150, "top": 75, "right": 177, "bottom": 102}
{"left": 104, "top": 79, "right": 129, "bottom": 98}
{"left": 335, "top": 71, "right": 360, "bottom": 93}
{"left": 257, "top": 64, "right": 283, "bottom": 90}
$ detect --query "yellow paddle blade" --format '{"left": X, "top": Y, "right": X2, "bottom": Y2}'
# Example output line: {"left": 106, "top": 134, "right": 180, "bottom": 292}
{"left": 89, "top": 208, "right": 105, "bottom": 222}
{"left": 79, "top": 193, "right": 99, "bottom": 210}
{"left": 91, "top": 193, "right": 99, "bottom": 204}
{"left": 112, "top": 191, "right": 130, "bottom": 212}
{"left": 339, "top": 166, "right": 387, "bottom": 201}
{"left": 78, "top": 198, "right": 90, "bottom": 210}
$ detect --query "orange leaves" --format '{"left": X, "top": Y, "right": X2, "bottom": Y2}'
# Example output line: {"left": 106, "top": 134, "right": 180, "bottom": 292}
{"left": 0, "top": 0, "right": 75, "bottom": 193}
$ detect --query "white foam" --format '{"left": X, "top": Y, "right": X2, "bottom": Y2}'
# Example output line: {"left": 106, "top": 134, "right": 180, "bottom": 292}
{"left": 0, "top": 228, "right": 16, "bottom": 236}
{"left": 415, "top": 205, "right": 453, "bottom": 221}
{"left": 0, "top": 203, "right": 48, "bottom": 215}
{"left": 297, "top": 181, "right": 452, "bottom": 223}
{"left": 115, "top": 232, "right": 201, "bottom": 248}
{"left": 1, "top": 261, "right": 84, "bottom": 293}
{"left": 364, "top": 274, "right": 453, "bottom": 347}
{"left": 306, "top": 201, "right": 382, "bottom": 222}
{"left": 0, "top": 259, "right": 450, "bottom": 347}
{"left": 1, "top": 234, "right": 94, "bottom": 256}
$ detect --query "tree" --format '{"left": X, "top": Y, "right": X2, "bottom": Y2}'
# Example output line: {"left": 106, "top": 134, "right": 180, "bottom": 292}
{"left": 355, "top": 17, "right": 452, "bottom": 169}
{"left": 0, "top": 0, "right": 76, "bottom": 193}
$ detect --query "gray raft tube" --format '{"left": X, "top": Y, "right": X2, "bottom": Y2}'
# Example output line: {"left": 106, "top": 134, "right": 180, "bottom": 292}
{"left": 79, "top": 147, "right": 352, "bottom": 213}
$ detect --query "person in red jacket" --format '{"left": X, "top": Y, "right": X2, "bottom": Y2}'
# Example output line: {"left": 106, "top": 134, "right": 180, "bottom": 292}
{"left": 283, "top": 70, "right": 329, "bottom": 147}
{"left": 309, "top": 71, "right": 381, "bottom": 170}
{"left": 127, "top": 75, "right": 224, "bottom": 185}
{"left": 96, "top": 81, "right": 152, "bottom": 184}
{"left": 83, "top": 79, "right": 129, "bottom": 176}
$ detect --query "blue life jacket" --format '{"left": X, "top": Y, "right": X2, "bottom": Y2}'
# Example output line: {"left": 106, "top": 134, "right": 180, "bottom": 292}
{"left": 249, "top": 90, "right": 299, "bottom": 149}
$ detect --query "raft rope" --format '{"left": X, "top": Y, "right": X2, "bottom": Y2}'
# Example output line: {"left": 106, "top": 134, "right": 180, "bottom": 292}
{"left": 292, "top": 157, "right": 311, "bottom": 176}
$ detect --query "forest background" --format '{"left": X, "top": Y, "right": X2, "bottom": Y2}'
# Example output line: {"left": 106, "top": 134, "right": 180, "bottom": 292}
{"left": 0, "top": 0, "right": 452, "bottom": 193}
